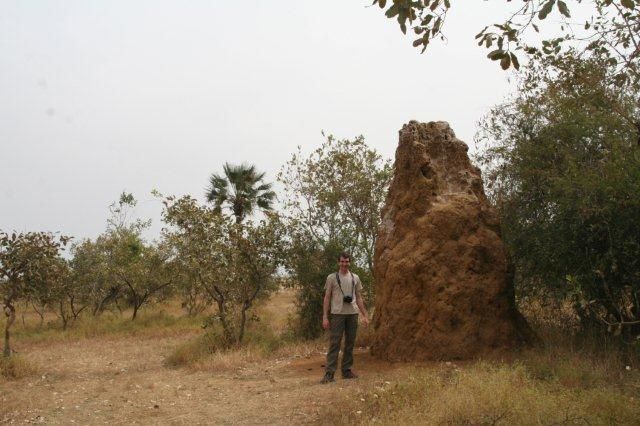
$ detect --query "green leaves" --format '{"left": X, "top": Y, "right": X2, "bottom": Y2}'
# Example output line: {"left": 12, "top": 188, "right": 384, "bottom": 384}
{"left": 476, "top": 51, "right": 640, "bottom": 333}
{"left": 620, "top": 0, "right": 635, "bottom": 9}
{"left": 500, "top": 54, "right": 512, "bottom": 70}
{"left": 488, "top": 49, "right": 506, "bottom": 61}
{"left": 205, "top": 163, "right": 275, "bottom": 224}
{"left": 510, "top": 52, "right": 520, "bottom": 70}
{"left": 162, "top": 195, "right": 285, "bottom": 343}
{"left": 1, "top": 230, "right": 70, "bottom": 354}
{"left": 538, "top": 0, "right": 556, "bottom": 20}
{"left": 377, "top": 0, "right": 640, "bottom": 80}
{"left": 385, "top": 4, "right": 399, "bottom": 18}
{"left": 557, "top": 1, "right": 571, "bottom": 17}
{"left": 487, "top": 49, "right": 520, "bottom": 70}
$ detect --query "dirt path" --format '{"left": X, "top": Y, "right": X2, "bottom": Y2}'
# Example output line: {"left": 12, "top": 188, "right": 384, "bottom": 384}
{"left": 1, "top": 335, "right": 399, "bottom": 425}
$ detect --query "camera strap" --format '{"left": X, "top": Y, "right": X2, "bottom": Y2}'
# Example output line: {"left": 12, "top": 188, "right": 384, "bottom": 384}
{"left": 335, "top": 272, "right": 355, "bottom": 299}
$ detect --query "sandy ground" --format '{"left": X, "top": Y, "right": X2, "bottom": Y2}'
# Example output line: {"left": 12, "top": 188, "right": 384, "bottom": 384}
{"left": 1, "top": 332, "right": 400, "bottom": 425}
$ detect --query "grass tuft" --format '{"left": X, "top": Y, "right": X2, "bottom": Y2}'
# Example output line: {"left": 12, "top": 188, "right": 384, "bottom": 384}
{"left": 0, "top": 355, "right": 38, "bottom": 381}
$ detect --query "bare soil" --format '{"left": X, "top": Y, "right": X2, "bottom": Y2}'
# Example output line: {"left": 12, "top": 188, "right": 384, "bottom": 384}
{"left": 1, "top": 333, "right": 400, "bottom": 425}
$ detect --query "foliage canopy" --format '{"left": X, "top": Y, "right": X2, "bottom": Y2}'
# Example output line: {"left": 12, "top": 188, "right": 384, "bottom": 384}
{"left": 205, "top": 163, "right": 276, "bottom": 224}
{"left": 374, "top": 0, "right": 640, "bottom": 82}
{"left": 475, "top": 50, "right": 640, "bottom": 336}
{"left": 279, "top": 135, "right": 392, "bottom": 338}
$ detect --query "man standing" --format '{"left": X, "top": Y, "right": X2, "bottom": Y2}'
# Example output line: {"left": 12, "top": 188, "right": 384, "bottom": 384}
{"left": 321, "top": 252, "right": 369, "bottom": 384}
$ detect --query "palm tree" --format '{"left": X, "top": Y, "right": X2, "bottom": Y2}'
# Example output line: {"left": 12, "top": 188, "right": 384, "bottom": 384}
{"left": 205, "top": 163, "right": 276, "bottom": 223}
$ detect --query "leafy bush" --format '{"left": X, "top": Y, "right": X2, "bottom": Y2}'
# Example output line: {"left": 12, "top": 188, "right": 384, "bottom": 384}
{"left": 476, "top": 50, "right": 640, "bottom": 337}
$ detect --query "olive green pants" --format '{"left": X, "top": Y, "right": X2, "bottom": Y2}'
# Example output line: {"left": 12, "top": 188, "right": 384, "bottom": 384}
{"left": 326, "top": 314, "right": 358, "bottom": 375}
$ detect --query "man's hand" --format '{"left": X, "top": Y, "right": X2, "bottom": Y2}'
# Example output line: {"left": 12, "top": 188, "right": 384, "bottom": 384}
{"left": 322, "top": 316, "right": 329, "bottom": 330}
{"left": 362, "top": 316, "right": 370, "bottom": 327}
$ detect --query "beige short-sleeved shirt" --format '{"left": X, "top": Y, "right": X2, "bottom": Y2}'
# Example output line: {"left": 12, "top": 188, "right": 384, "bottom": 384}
{"left": 325, "top": 271, "right": 363, "bottom": 315}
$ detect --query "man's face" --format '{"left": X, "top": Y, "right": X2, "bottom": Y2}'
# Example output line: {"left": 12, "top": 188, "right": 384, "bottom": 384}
{"left": 338, "top": 257, "right": 350, "bottom": 271}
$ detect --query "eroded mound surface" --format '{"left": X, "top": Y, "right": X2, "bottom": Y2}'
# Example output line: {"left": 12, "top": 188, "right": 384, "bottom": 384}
{"left": 371, "top": 121, "right": 532, "bottom": 361}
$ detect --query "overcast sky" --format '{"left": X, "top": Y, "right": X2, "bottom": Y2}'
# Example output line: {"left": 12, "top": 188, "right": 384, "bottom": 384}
{"left": 1, "top": 1, "right": 518, "bottom": 242}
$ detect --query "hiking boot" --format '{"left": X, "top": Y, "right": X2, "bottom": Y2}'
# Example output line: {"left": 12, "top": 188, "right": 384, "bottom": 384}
{"left": 342, "top": 370, "right": 358, "bottom": 379}
{"left": 320, "top": 372, "right": 335, "bottom": 384}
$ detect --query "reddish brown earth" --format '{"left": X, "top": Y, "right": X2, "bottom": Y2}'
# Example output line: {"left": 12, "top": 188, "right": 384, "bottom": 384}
{"left": 371, "top": 121, "right": 533, "bottom": 361}
{"left": 0, "top": 335, "right": 402, "bottom": 425}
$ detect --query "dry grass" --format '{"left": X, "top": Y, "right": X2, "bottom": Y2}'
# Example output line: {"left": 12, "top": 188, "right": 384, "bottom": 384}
{"left": 6, "top": 289, "right": 297, "bottom": 347}
{"left": 318, "top": 315, "right": 640, "bottom": 426}
{"left": 0, "top": 355, "right": 38, "bottom": 381}
{"left": 254, "top": 287, "right": 297, "bottom": 333}
{"left": 320, "top": 354, "right": 639, "bottom": 425}
{"left": 5, "top": 303, "right": 209, "bottom": 347}
{"left": 165, "top": 289, "right": 324, "bottom": 371}
{"left": 173, "top": 337, "right": 325, "bottom": 372}
{"left": 4, "top": 287, "right": 639, "bottom": 424}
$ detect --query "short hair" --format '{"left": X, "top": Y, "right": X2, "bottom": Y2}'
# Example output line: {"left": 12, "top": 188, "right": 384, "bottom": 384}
{"left": 338, "top": 251, "right": 351, "bottom": 261}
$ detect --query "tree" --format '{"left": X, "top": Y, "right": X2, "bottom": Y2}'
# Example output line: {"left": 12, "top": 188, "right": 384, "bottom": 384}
{"left": 285, "top": 240, "right": 343, "bottom": 339}
{"left": 279, "top": 134, "right": 392, "bottom": 338}
{"left": 475, "top": 50, "right": 640, "bottom": 336}
{"left": 205, "top": 163, "right": 276, "bottom": 224}
{"left": 0, "top": 231, "right": 70, "bottom": 357}
{"left": 102, "top": 193, "right": 173, "bottom": 320}
{"left": 69, "top": 238, "right": 120, "bottom": 316}
{"left": 65, "top": 193, "right": 172, "bottom": 321}
{"left": 162, "top": 195, "right": 285, "bottom": 345}
{"left": 104, "top": 231, "right": 173, "bottom": 320}
{"left": 279, "top": 135, "right": 392, "bottom": 275}
{"left": 374, "top": 0, "right": 640, "bottom": 81}
{"left": 68, "top": 238, "right": 112, "bottom": 317}
{"left": 161, "top": 195, "right": 233, "bottom": 338}
{"left": 47, "top": 260, "right": 77, "bottom": 331}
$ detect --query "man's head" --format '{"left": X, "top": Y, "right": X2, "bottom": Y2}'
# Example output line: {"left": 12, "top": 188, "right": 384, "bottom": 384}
{"left": 338, "top": 251, "right": 351, "bottom": 273}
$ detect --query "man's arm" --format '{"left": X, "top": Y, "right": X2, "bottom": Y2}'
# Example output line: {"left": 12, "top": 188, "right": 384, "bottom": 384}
{"left": 355, "top": 286, "right": 370, "bottom": 327}
{"left": 322, "top": 282, "right": 332, "bottom": 330}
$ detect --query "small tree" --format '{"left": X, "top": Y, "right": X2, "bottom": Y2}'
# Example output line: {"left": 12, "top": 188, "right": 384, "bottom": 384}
{"left": 279, "top": 134, "right": 392, "bottom": 338}
{"left": 103, "top": 194, "right": 172, "bottom": 320}
{"left": 0, "top": 231, "right": 70, "bottom": 357}
{"left": 162, "top": 195, "right": 284, "bottom": 345}
{"left": 103, "top": 231, "right": 174, "bottom": 320}
{"left": 69, "top": 238, "right": 119, "bottom": 317}
{"left": 66, "top": 239, "right": 105, "bottom": 317}
{"left": 49, "top": 260, "right": 78, "bottom": 330}
{"left": 279, "top": 135, "right": 392, "bottom": 278}
{"left": 162, "top": 195, "right": 232, "bottom": 336}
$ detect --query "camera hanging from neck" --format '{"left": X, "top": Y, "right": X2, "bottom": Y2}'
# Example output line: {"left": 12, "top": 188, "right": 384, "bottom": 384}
{"left": 336, "top": 271, "right": 355, "bottom": 303}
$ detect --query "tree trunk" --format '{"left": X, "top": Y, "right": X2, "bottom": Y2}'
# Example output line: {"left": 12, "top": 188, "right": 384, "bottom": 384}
{"left": 216, "top": 299, "right": 234, "bottom": 345}
{"left": 3, "top": 302, "right": 16, "bottom": 358}
{"left": 129, "top": 290, "right": 150, "bottom": 321}
{"left": 115, "top": 299, "right": 124, "bottom": 315}
{"left": 131, "top": 303, "right": 140, "bottom": 321}
{"left": 32, "top": 302, "right": 45, "bottom": 328}
{"left": 238, "top": 305, "right": 248, "bottom": 344}
{"left": 59, "top": 300, "right": 69, "bottom": 331}
{"left": 21, "top": 300, "right": 28, "bottom": 327}
{"left": 69, "top": 295, "right": 87, "bottom": 321}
